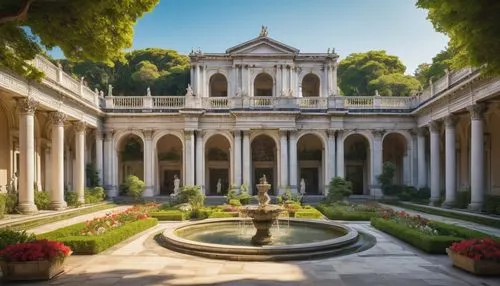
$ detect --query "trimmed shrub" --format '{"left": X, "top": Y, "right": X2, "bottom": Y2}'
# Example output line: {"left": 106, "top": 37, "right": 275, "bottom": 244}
{"left": 85, "top": 164, "right": 100, "bottom": 187}
{"left": 34, "top": 191, "right": 51, "bottom": 210}
{"left": 65, "top": 192, "right": 80, "bottom": 207}
{"left": 371, "top": 218, "right": 462, "bottom": 254}
{"left": 0, "top": 194, "right": 6, "bottom": 218}
{"left": 413, "top": 187, "right": 430, "bottom": 201}
{"left": 177, "top": 185, "right": 204, "bottom": 209}
{"left": 316, "top": 204, "right": 377, "bottom": 221}
{"left": 37, "top": 218, "right": 158, "bottom": 254}
{"left": 454, "top": 189, "right": 471, "bottom": 209}
{"left": 378, "top": 162, "right": 396, "bottom": 195}
{"left": 150, "top": 210, "right": 188, "bottom": 221}
{"left": 208, "top": 211, "right": 239, "bottom": 218}
{"left": 85, "top": 186, "right": 106, "bottom": 204}
{"left": 123, "top": 175, "right": 145, "bottom": 199}
{"left": 294, "top": 209, "right": 322, "bottom": 219}
{"left": 326, "top": 177, "right": 352, "bottom": 203}
{"left": 483, "top": 195, "right": 500, "bottom": 214}
{"left": 0, "top": 229, "right": 36, "bottom": 250}
{"left": 229, "top": 199, "right": 242, "bottom": 207}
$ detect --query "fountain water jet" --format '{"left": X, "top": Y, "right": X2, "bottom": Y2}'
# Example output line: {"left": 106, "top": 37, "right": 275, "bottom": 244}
{"left": 240, "top": 175, "right": 283, "bottom": 245}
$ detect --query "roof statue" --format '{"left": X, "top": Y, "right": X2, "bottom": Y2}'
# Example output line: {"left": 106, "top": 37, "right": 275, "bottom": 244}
{"left": 259, "top": 25, "right": 268, "bottom": 37}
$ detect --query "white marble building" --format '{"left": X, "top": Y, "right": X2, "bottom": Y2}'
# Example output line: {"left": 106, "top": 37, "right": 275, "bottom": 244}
{"left": 1, "top": 28, "right": 500, "bottom": 214}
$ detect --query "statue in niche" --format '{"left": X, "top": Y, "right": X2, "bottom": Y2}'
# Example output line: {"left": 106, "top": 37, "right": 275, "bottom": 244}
{"left": 300, "top": 178, "right": 306, "bottom": 195}
{"left": 173, "top": 174, "right": 180, "bottom": 194}
{"left": 216, "top": 178, "right": 222, "bottom": 194}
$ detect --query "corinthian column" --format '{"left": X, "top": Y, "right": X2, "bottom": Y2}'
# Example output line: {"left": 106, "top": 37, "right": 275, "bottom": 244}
{"left": 74, "top": 121, "right": 86, "bottom": 203}
{"left": 17, "top": 97, "right": 39, "bottom": 214}
{"left": 195, "top": 131, "right": 204, "bottom": 193}
{"left": 50, "top": 112, "right": 67, "bottom": 210}
{"left": 416, "top": 128, "right": 427, "bottom": 188}
{"left": 289, "top": 131, "right": 298, "bottom": 194}
{"left": 443, "top": 115, "right": 457, "bottom": 207}
{"left": 429, "top": 121, "right": 441, "bottom": 205}
{"left": 468, "top": 104, "right": 486, "bottom": 210}
{"left": 336, "top": 130, "right": 345, "bottom": 178}
{"left": 143, "top": 129, "right": 154, "bottom": 197}
{"left": 371, "top": 129, "right": 385, "bottom": 197}
{"left": 242, "top": 131, "right": 251, "bottom": 190}
{"left": 95, "top": 130, "right": 103, "bottom": 184}
{"left": 233, "top": 131, "right": 242, "bottom": 189}
{"left": 279, "top": 130, "right": 288, "bottom": 195}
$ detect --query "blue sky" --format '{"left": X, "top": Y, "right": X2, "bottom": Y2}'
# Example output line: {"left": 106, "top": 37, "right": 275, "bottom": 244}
{"left": 50, "top": 0, "right": 448, "bottom": 74}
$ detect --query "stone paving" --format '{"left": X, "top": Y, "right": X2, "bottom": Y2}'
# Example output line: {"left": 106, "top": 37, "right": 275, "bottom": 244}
{"left": 381, "top": 203, "right": 500, "bottom": 237}
{"left": 4, "top": 220, "right": 499, "bottom": 286}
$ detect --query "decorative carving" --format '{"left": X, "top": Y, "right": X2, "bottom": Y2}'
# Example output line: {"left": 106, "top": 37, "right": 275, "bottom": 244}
{"left": 429, "top": 121, "right": 441, "bottom": 133}
{"left": 104, "top": 129, "right": 114, "bottom": 141}
{"left": 233, "top": 130, "right": 241, "bottom": 138}
{"left": 18, "top": 96, "right": 38, "bottom": 114}
{"left": 326, "top": 130, "right": 336, "bottom": 137}
{"left": 49, "top": 111, "right": 66, "bottom": 126}
{"left": 74, "top": 121, "right": 86, "bottom": 133}
{"left": 143, "top": 129, "right": 154, "bottom": 140}
{"left": 184, "top": 131, "right": 193, "bottom": 140}
{"left": 444, "top": 115, "right": 457, "bottom": 128}
{"left": 372, "top": 129, "right": 385, "bottom": 139}
{"left": 335, "top": 129, "right": 344, "bottom": 137}
{"left": 468, "top": 103, "right": 486, "bottom": 120}
{"left": 279, "top": 130, "right": 288, "bottom": 137}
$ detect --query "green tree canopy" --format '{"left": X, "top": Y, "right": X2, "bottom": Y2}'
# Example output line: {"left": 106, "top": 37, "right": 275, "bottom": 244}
{"left": 417, "top": 0, "right": 500, "bottom": 74}
{"left": 338, "top": 50, "right": 419, "bottom": 96}
{"left": 368, "top": 73, "right": 421, "bottom": 97}
{"left": 61, "top": 48, "right": 190, "bottom": 96}
{"left": 0, "top": 0, "right": 159, "bottom": 80}
{"left": 414, "top": 48, "right": 455, "bottom": 87}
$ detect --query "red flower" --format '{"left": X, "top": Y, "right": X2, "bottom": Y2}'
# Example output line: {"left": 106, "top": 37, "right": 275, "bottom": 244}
{"left": 0, "top": 240, "right": 72, "bottom": 262}
{"left": 450, "top": 238, "right": 500, "bottom": 261}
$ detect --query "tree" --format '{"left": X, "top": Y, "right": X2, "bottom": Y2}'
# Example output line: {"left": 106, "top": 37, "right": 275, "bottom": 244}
{"left": 338, "top": 50, "right": 406, "bottom": 96}
{"left": 368, "top": 73, "right": 421, "bottom": 97}
{"left": 416, "top": 0, "right": 500, "bottom": 74}
{"left": 414, "top": 48, "right": 455, "bottom": 87}
{"left": 0, "top": 0, "right": 160, "bottom": 80}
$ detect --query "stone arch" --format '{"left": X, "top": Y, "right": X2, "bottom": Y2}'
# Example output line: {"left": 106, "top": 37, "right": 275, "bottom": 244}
{"left": 251, "top": 134, "right": 278, "bottom": 195}
{"left": 209, "top": 73, "right": 228, "bottom": 97}
{"left": 156, "top": 133, "right": 184, "bottom": 195}
{"left": 151, "top": 130, "right": 184, "bottom": 150}
{"left": 343, "top": 132, "right": 372, "bottom": 195}
{"left": 204, "top": 133, "right": 232, "bottom": 195}
{"left": 116, "top": 133, "right": 144, "bottom": 190}
{"left": 301, "top": 73, "right": 321, "bottom": 97}
{"left": 253, "top": 73, "right": 274, "bottom": 97}
{"left": 382, "top": 132, "right": 408, "bottom": 185}
{"left": 0, "top": 99, "right": 12, "bottom": 188}
{"left": 297, "top": 133, "right": 326, "bottom": 195}
{"left": 249, "top": 130, "right": 280, "bottom": 147}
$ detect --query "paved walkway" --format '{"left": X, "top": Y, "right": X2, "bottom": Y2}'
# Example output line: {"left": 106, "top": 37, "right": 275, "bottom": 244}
{"left": 4, "top": 222, "right": 498, "bottom": 286}
{"left": 29, "top": 205, "right": 132, "bottom": 234}
{"left": 382, "top": 203, "right": 500, "bottom": 237}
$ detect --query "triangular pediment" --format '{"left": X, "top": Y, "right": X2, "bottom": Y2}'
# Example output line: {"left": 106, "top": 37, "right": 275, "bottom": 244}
{"left": 226, "top": 36, "right": 299, "bottom": 56}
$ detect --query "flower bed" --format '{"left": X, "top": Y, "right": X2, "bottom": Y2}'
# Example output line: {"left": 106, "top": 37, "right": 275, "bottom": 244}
{"left": 371, "top": 209, "right": 498, "bottom": 254}
{"left": 446, "top": 238, "right": 500, "bottom": 275}
{"left": 316, "top": 203, "right": 379, "bottom": 221}
{"left": 37, "top": 205, "right": 158, "bottom": 254}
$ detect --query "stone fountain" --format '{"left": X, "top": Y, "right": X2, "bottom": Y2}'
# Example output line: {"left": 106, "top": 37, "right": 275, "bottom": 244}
{"left": 240, "top": 175, "right": 283, "bottom": 245}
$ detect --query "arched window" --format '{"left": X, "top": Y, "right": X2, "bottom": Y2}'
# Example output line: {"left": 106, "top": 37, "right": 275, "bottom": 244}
{"left": 254, "top": 73, "right": 273, "bottom": 97}
{"left": 209, "top": 74, "right": 228, "bottom": 97}
{"left": 302, "top": 74, "right": 320, "bottom": 97}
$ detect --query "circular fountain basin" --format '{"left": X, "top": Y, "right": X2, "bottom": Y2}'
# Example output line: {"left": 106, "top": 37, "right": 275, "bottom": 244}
{"left": 158, "top": 218, "right": 375, "bottom": 261}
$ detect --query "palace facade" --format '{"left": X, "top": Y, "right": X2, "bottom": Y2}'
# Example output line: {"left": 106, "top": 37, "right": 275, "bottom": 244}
{"left": 1, "top": 30, "right": 500, "bottom": 214}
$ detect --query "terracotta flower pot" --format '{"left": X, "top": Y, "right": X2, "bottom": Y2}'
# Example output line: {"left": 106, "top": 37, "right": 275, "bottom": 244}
{"left": 446, "top": 248, "right": 500, "bottom": 276}
{"left": 0, "top": 259, "right": 66, "bottom": 281}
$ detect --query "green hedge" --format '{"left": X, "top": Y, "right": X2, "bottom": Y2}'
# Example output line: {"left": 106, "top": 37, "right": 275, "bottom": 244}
{"left": 371, "top": 218, "right": 462, "bottom": 254}
{"left": 208, "top": 211, "right": 240, "bottom": 218}
{"left": 294, "top": 209, "right": 323, "bottom": 219}
{"left": 0, "top": 194, "right": 6, "bottom": 219}
{"left": 37, "top": 218, "right": 158, "bottom": 254}
{"left": 395, "top": 202, "right": 500, "bottom": 229}
{"left": 150, "top": 210, "right": 188, "bottom": 221}
{"left": 316, "top": 205, "right": 376, "bottom": 221}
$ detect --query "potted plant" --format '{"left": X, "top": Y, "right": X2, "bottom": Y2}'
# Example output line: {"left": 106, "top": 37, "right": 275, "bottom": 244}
{"left": 0, "top": 240, "right": 72, "bottom": 281}
{"left": 446, "top": 238, "right": 500, "bottom": 275}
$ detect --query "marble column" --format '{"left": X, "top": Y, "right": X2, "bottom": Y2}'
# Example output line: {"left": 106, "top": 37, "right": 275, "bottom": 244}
{"left": 44, "top": 145, "right": 51, "bottom": 192}
{"left": 36, "top": 143, "right": 42, "bottom": 191}
{"left": 443, "top": 115, "right": 457, "bottom": 207}
{"left": 326, "top": 66, "right": 332, "bottom": 95}
{"left": 103, "top": 130, "right": 116, "bottom": 197}
{"left": 289, "top": 131, "right": 298, "bottom": 194}
{"left": 184, "top": 131, "right": 195, "bottom": 185}
{"left": 17, "top": 97, "right": 38, "bottom": 214}
{"left": 233, "top": 131, "right": 242, "bottom": 189}
{"left": 417, "top": 128, "right": 427, "bottom": 188}
{"left": 202, "top": 65, "right": 207, "bottom": 97}
{"left": 332, "top": 64, "right": 338, "bottom": 96}
{"left": 279, "top": 130, "right": 288, "bottom": 195}
{"left": 142, "top": 129, "right": 154, "bottom": 197}
{"left": 242, "top": 131, "right": 251, "bottom": 189}
{"left": 195, "top": 131, "right": 204, "bottom": 193}
{"left": 429, "top": 121, "right": 441, "bottom": 205}
{"left": 468, "top": 104, "right": 486, "bottom": 210}
{"left": 49, "top": 112, "right": 67, "bottom": 210}
{"left": 336, "top": 130, "right": 345, "bottom": 178}
{"left": 327, "top": 130, "right": 336, "bottom": 187}
{"left": 371, "top": 130, "right": 384, "bottom": 197}
{"left": 196, "top": 64, "right": 201, "bottom": 95}
{"left": 95, "top": 131, "right": 103, "bottom": 185}
{"left": 74, "top": 121, "right": 86, "bottom": 203}
{"left": 190, "top": 65, "right": 195, "bottom": 89}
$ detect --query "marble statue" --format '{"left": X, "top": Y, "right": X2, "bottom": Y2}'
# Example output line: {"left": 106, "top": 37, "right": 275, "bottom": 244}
{"left": 146, "top": 87, "right": 151, "bottom": 96}
{"left": 108, "top": 84, "right": 113, "bottom": 97}
{"left": 259, "top": 25, "right": 268, "bottom": 37}
{"left": 216, "top": 178, "right": 222, "bottom": 194}
{"left": 185, "top": 84, "right": 194, "bottom": 97}
{"left": 259, "top": 174, "right": 268, "bottom": 184}
{"left": 173, "top": 174, "right": 180, "bottom": 194}
{"left": 299, "top": 178, "right": 306, "bottom": 195}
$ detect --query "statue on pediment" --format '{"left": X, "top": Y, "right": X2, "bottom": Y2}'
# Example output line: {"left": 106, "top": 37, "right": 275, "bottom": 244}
{"left": 259, "top": 25, "right": 269, "bottom": 37}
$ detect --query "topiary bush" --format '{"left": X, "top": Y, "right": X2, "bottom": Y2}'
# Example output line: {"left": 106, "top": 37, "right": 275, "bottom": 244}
{"left": 0, "top": 193, "right": 6, "bottom": 218}
{"left": 454, "top": 188, "right": 471, "bottom": 209}
{"left": 85, "top": 186, "right": 106, "bottom": 204}
{"left": 34, "top": 191, "right": 51, "bottom": 210}
{"left": 326, "top": 177, "right": 352, "bottom": 204}
{"left": 378, "top": 161, "right": 397, "bottom": 196}
{"left": 123, "top": 175, "right": 145, "bottom": 199}
{"left": 65, "top": 192, "right": 80, "bottom": 207}
{"left": 177, "top": 185, "right": 204, "bottom": 209}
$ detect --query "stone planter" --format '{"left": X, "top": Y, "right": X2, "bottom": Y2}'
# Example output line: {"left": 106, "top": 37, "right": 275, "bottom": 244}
{"left": 0, "top": 259, "right": 66, "bottom": 281}
{"left": 446, "top": 248, "right": 500, "bottom": 276}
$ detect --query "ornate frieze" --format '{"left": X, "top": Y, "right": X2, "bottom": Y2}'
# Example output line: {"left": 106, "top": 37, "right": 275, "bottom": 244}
{"left": 74, "top": 121, "right": 87, "bottom": 133}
